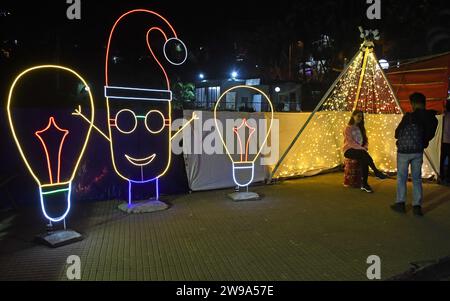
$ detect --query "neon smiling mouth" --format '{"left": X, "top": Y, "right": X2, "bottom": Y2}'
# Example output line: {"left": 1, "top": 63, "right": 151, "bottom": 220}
{"left": 125, "top": 154, "right": 156, "bottom": 166}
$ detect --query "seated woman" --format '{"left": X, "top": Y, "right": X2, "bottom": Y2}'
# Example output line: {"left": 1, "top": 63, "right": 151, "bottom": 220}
{"left": 343, "top": 110, "right": 388, "bottom": 193}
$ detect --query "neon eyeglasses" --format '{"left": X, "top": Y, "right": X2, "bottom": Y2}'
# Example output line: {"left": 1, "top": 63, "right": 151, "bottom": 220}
{"left": 110, "top": 109, "right": 170, "bottom": 134}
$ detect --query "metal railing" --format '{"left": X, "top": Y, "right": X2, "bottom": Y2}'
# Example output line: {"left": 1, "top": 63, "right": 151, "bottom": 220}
{"left": 186, "top": 101, "right": 302, "bottom": 112}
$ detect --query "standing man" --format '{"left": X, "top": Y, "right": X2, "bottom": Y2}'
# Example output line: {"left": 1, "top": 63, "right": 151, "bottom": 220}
{"left": 391, "top": 93, "right": 438, "bottom": 216}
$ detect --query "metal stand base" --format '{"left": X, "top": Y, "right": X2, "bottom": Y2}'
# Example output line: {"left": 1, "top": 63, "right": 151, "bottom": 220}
{"left": 118, "top": 199, "right": 169, "bottom": 214}
{"left": 228, "top": 191, "right": 260, "bottom": 201}
{"left": 35, "top": 230, "right": 83, "bottom": 248}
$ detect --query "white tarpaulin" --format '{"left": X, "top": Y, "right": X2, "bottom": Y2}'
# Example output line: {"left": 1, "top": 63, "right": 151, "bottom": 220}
{"left": 179, "top": 110, "right": 269, "bottom": 191}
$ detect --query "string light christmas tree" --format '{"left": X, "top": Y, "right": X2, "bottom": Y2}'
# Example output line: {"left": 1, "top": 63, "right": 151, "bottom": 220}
{"left": 270, "top": 29, "right": 437, "bottom": 180}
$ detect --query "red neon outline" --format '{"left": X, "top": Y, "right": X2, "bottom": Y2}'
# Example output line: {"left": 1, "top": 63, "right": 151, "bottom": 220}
{"left": 233, "top": 118, "right": 256, "bottom": 162}
{"left": 245, "top": 120, "right": 256, "bottom": 162}
{"left": 146, "top": 27, "right": 170, "bottom": 89}
{"left": 105, "top": 9, "right": 178, "bottom": 89}
{"left": 233, "top": 124, "right": 244, "bottom": 162}
{"left": 35, "top": 117, "right": 69, "bottom": 184}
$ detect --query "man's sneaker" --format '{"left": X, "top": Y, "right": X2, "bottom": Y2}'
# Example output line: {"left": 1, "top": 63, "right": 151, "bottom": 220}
{"left": 390, "top": 203, "right": 406, "bottom": 214}
{"left": 375, "top": 171, "right": 389, "bottom": 180}
{"left": 361, "top": 183, "right": 373, "bottom": 193}
{"left": 413, "top": 205, "right": 424, "bottom": 217}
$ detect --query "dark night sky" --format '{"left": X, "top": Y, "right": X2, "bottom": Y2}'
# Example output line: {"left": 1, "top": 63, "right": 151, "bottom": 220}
{"left": 1, "top": 0, "right": 450, "bottom": 86}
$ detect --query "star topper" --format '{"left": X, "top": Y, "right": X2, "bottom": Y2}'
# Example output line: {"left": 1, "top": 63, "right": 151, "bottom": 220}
{"left": 358, "top": 27, "right": 380, "bottom": 41}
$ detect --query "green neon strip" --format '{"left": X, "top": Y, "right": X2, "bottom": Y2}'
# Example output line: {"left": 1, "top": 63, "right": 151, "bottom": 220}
{"left": 136, "top": 115, "right": 146, "bottom": 119}
{"left": 41, "top": 188, "right": 70, "bottom": 195}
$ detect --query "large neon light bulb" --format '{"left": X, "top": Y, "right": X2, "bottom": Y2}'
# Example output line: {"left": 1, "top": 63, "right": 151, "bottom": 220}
{"left": 7, "top": 65, "right": 94, "bottom": 223}
{"left": 214, "top": 86, "right": 274, "bottom": 188}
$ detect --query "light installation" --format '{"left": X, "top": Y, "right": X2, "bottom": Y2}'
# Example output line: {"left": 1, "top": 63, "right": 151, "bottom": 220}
{"left": 7, "top": 65, "right": 94, "bottom": 225}
{"left": 73, "top": 9, "right": 195, "bottom": 205}
{"left": 214, "top": 85, "right": 274, "bottom": 189}
{"left": 35, "top": 117, "right": 70, "bottom": 185}
{"left": 269, "top": 30, "right": 438, "bottom": 181}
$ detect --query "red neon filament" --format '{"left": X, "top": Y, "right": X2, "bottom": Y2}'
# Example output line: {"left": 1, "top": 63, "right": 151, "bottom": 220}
{"left": 233, "top": 118, "right": 256, "bottom": 162}
{"left": 35, "top": 117, "right": 69, "bottom": 184}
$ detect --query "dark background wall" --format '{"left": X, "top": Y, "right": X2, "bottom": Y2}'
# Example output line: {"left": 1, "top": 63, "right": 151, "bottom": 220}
{"left": 0, "top": 107, "right": 189, "bottom": 208}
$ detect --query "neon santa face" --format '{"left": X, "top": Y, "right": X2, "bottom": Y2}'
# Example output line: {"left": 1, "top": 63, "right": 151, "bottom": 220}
{"left": 106, "top": 91, "right": 172, "bottom": 183}
{"left": 104, "top": 9, "right": 187, "bottom": 184}
{"left": 73, "top": 9, "right": 194, "bottom": 203}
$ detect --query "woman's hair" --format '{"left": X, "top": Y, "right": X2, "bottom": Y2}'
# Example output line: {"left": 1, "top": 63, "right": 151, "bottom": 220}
{"left": 348, "top": 110, "right": 368, "bottom": 146}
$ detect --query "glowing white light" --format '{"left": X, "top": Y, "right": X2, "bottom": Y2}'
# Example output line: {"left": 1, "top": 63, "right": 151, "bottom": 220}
{"left": 275, "top": 87, "right": 281, "bottom": 93}
{"left": 163, "top": 37, "right": 188, "bottom": 66}
{"left": 199, "top": 73, "right": 205, "bottom": 80}
{"left": 379, "top": 59, "right": 389, "bottom": 70}
{"left": 39, "top": 183, "right": 72, "bottom": 222}
{"left": 104, "top": 86, "right": 172, "bottom": 102}
{"left": 232, "top": 162, "right": 255, "bottom": 187}
{"left": 231, "top": 71, "right": 238, "bottom": 79}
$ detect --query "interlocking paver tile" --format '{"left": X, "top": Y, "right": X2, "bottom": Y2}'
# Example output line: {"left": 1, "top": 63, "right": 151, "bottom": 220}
{"left": 0, "top": 173, "right": 450, "bottom": 280}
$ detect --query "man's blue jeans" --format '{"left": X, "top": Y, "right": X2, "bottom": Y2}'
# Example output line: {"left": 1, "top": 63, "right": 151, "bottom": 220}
{"left": 396, "top": 152, "right": 423, "bottom": 206}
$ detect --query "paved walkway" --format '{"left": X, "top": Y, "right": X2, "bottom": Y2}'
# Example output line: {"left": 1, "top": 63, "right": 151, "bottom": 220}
{"left": 1, "top": 173, "right": 450, "bottom": 281}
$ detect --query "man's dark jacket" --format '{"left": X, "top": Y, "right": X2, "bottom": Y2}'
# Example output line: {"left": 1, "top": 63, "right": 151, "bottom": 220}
{"left": 395, "top": 109, "right": 438, "bottom": 153}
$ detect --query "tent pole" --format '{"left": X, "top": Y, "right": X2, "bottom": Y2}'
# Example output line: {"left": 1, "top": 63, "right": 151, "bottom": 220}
{"left": 378, "top": 59, "right": 440, "bottom": 177}
{"left": 424, "top": 149, "right": 440, "bottom": 178}
{"left": 353, "top": 47, "right": 370, "bottom": 112}
{"left": 378, "top": 58, "right": 404, "bottom": 113}
{"left": 268, "top": 50, "right": 362, "bottom": 183}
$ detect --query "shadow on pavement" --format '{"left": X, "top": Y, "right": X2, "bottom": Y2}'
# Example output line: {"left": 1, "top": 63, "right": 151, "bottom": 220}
{"left": 388, "top": 256, "right": 450, "bottom": 280}
{"left": 423, "top": 189, "right": 450, "bottom": 214}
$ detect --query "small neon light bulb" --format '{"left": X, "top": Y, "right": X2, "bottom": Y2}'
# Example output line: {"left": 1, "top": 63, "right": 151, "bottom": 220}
{"left": 214, "top": 86, "right": 274, "bottom": 189}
